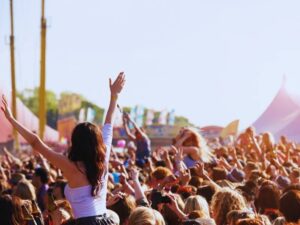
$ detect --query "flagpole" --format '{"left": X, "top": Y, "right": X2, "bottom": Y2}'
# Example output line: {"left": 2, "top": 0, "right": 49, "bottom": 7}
{"left": 9, "top": 0, "right": 19, "bottom": 150}
{"left": 39, "top": 0, "right": 47, "bottom": 139}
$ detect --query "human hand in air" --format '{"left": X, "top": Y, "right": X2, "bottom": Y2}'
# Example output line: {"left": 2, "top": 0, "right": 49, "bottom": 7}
{"left": 130, "top": 168, "right": 139, "bottom": 182}
{"left": 1, "top": 95, "right": 13, "bottom": 120}
{"left": 110, "top": 72, "right": 126, "bottom": 97}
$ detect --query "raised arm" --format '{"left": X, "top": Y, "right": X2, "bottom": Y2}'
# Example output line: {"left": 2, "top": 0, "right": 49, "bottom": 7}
{"left": 104, "top": 72, "right": 126, "bottom": 125}
{"left": 103, "top": 73, "right": 126, "bottom": 163}
{"left": 1, "top": 95, "right": 74, "bottom": 176}
{"left": 123, "top": 115, "right": 136, "bottom": 141}
{"left": 124, "top": 113, "right": 148, "bottom": 139}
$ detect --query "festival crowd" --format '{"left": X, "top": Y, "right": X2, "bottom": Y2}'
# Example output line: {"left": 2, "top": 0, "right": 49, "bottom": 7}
{"left": 1, "top": 73, "right": 300, "bottom": 225}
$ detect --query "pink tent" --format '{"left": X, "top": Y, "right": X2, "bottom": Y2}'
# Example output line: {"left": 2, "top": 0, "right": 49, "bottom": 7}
{"left": 252, "top": 82, "right": 300, "bottom": 142}
{"left": 0, "top": 88, "right": 59, "bottom": 143}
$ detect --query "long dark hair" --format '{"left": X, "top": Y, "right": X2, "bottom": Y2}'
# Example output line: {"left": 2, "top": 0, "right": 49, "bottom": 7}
{"left": 68, "top": 122, "right": 106, "bottom": 196}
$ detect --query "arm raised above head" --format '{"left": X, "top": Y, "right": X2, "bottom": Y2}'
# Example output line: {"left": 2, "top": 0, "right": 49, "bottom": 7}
{"left": 1, "top": 95, "right": 75, "bottom": 177}
{"left": 102, "top": 73, "right": 126, "bottom": 163}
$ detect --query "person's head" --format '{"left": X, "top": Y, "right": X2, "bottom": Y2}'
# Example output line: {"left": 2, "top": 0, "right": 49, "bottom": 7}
{"left": 197, "top": 184, "right": 216, "bottom": 204}
{"left": 0, "top": 179, "right": 10, "bottom": 195}
{"left": 183, "top": 218, "right": 216, "bottom": 225}
{"left": 9, "top": 173, "right": 25, "bottom": 188}
{"left": 188, "top": 210, "right": 208, "bottom": 220}
{"left": 211, "top": 188, "right": 247, "bottom": 225}
{"left": 262, "top": 132, "right": 275, "bottom": 149}
{"left": 245, "top": 127, "right": 255, "bottom": 136}
{"left": 236, "top": 181, "right": 258, "bottom": 203}
{"left": 13, "top": 180, "right": 36, "bottom": 201}
{"left": 279, "top": 190, "right": 300, "bottom": 223}
{"left": 226, "top": 210, "right": 255, "bottom": 225}
{"left": 211, "top": 168, "right": 228, "bottom": 181}
{"left": 32, "top": 167, "right": 49, "bottom": 188}
{"left": 0, "top": 195, "right": 23, "bottom": 225}
{"left": 181, "top": 128, "right": 212, "bottom": 163}
{"left": 265, "top": 165, "right": 278, "bottom": 179}
{"left": 184, "top": 195, "right": 210, "bottom": 218}
{"left": 53, "top": 181, "right": 67, "bottom": 200}
{"left": 151, "top": 167, "right": 172, "bottom": 187}
{"left": 289, "top": 168, "right": 300, "bottom": 184}
{"left": 68, "top": 122, "right": 106, "bottom": 196}
{"left": 255, "top": 184, "right": 280, "bottom": 213}
{"left": 236, "top": 218, "right": 264, "bottom": 225}
{"left": 128, "top": 207, "right": 165, "bottom": 225}
{"left": 244, "top": 162, "right": 259, "bottom": 179}
{"left": 109, "top": 195, "right": 136, "bottom": 225}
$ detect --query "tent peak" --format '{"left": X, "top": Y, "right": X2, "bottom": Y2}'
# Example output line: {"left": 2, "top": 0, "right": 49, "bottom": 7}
{"left": 281, "top": 74, "right": 287, "bottom": 89}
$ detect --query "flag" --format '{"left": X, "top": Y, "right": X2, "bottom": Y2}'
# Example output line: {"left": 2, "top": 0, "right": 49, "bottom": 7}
{"left": 146, "top": 109, "right": 155, "bottom": 126}
{"left": 86, "top": 107, "right": 96, "bottom": 122}
{"left": 158, "top": 109, "right": 168, "bottom": 125}
{"left": 135, "top": 105, "right": 145, "bottom": 127}
{"left": 114, "top": 108, "right": 123, "bottom": 127}
{"left": 220, "top": 119, "right": 240, "bottom": 139}
{"left": 168, "top": 109, "right": 175, "bottom": 125}
{"left": 78, "top": 108, "right": 85, "bottom": 122}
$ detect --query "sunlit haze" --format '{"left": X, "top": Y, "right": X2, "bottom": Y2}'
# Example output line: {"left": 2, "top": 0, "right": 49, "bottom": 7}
{"left": 1, "top": 0, "right": 300, "bottom": 128}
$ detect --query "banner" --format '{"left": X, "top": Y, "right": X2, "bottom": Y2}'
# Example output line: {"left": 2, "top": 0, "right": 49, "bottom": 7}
{"left": 168, "top": 109, "right": 175, "bottom": 125}
{"left": 128, "top": 107, "right": 136, "bottom": 129}
{"left": 146, "top": 109, "right": 155, "bottom": 126}
{"left": 220, "top": 119, "right": 240, "bottom": 139}
{"left": 86, "top": 107, "right": 96, "bottom": 122}
{"left": 135, "top": 105, "right": 145, "bottom": 127}
{"left": 158, "top": 109, "right": 168, "bottom": 125}
{"left": 114, "top": 109, "right": 123, "bottom": 127}
{"left": 78, "top": 108, "right": 85, "bottom": 122}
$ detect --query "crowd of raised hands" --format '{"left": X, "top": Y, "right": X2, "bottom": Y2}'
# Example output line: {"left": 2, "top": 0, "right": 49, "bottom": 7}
{"left": 2, "top": 124, "right": 300, "bottom": 225}
{"left": 1, "top": 74, "right": 300, "bottom": 225}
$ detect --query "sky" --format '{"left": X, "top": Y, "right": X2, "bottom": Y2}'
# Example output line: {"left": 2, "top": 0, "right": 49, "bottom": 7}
{"left": 1, "top": 0, "right": 300, "bottom": 129}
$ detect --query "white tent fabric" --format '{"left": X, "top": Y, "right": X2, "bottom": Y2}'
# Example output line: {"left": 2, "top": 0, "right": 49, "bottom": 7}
{"left": 252, "top": 84, "right": 300, "bottom": 142}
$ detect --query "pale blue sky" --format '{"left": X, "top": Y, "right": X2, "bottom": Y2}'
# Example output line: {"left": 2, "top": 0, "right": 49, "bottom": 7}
{"left": 1, "top": 0, "right": 300, "bottom": 128}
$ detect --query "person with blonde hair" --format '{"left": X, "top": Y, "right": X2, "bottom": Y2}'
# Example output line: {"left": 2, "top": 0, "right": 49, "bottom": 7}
{"left": 128, "top": 206, "right": 165, "bottom": 225}
{"left": 184, "top": 195, "right": 210, "bottom": 218}
{"left": 13, "top": 179, "right": 36, "bottom": 201}
{"left": 211, "top": 188, "right": 247, "bottom": 225}
{"left": 173, "top": 127, "right": 212, "bottom": 168}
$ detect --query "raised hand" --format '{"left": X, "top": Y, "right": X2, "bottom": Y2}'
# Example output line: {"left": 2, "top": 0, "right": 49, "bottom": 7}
{"left": 1, "top": 95, "right": 13, "bottom": 120}
{"left": 110, "top": 72, "right": 126, "bottom": 96}
{"left": 130, "top": 168, "right": 139, "bottom": 181}
{"left": 194, "top": 162, "right": 206, "bottom": 177}
{"left": 174, "top": 147, "right": 184, "bottom": 162}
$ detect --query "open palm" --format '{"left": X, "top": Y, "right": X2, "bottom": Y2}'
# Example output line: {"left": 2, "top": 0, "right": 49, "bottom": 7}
{"left": 1, "top": 95, "right": 13, "bottom": 120}
{"left": 110, "top": 72, "right": 126, "bottom": 96}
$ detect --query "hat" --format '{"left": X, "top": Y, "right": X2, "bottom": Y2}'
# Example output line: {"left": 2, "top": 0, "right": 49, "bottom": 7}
{"left": 227, "top": 168, "right": 245, "bottom": 183}
{"left": 276, "top": 175, "right": 290, "bottom": 189}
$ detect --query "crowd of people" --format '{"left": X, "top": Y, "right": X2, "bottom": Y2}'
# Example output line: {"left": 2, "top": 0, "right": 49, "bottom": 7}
{"left": 1, "top": 73, "right": 300, "bottom": 225}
